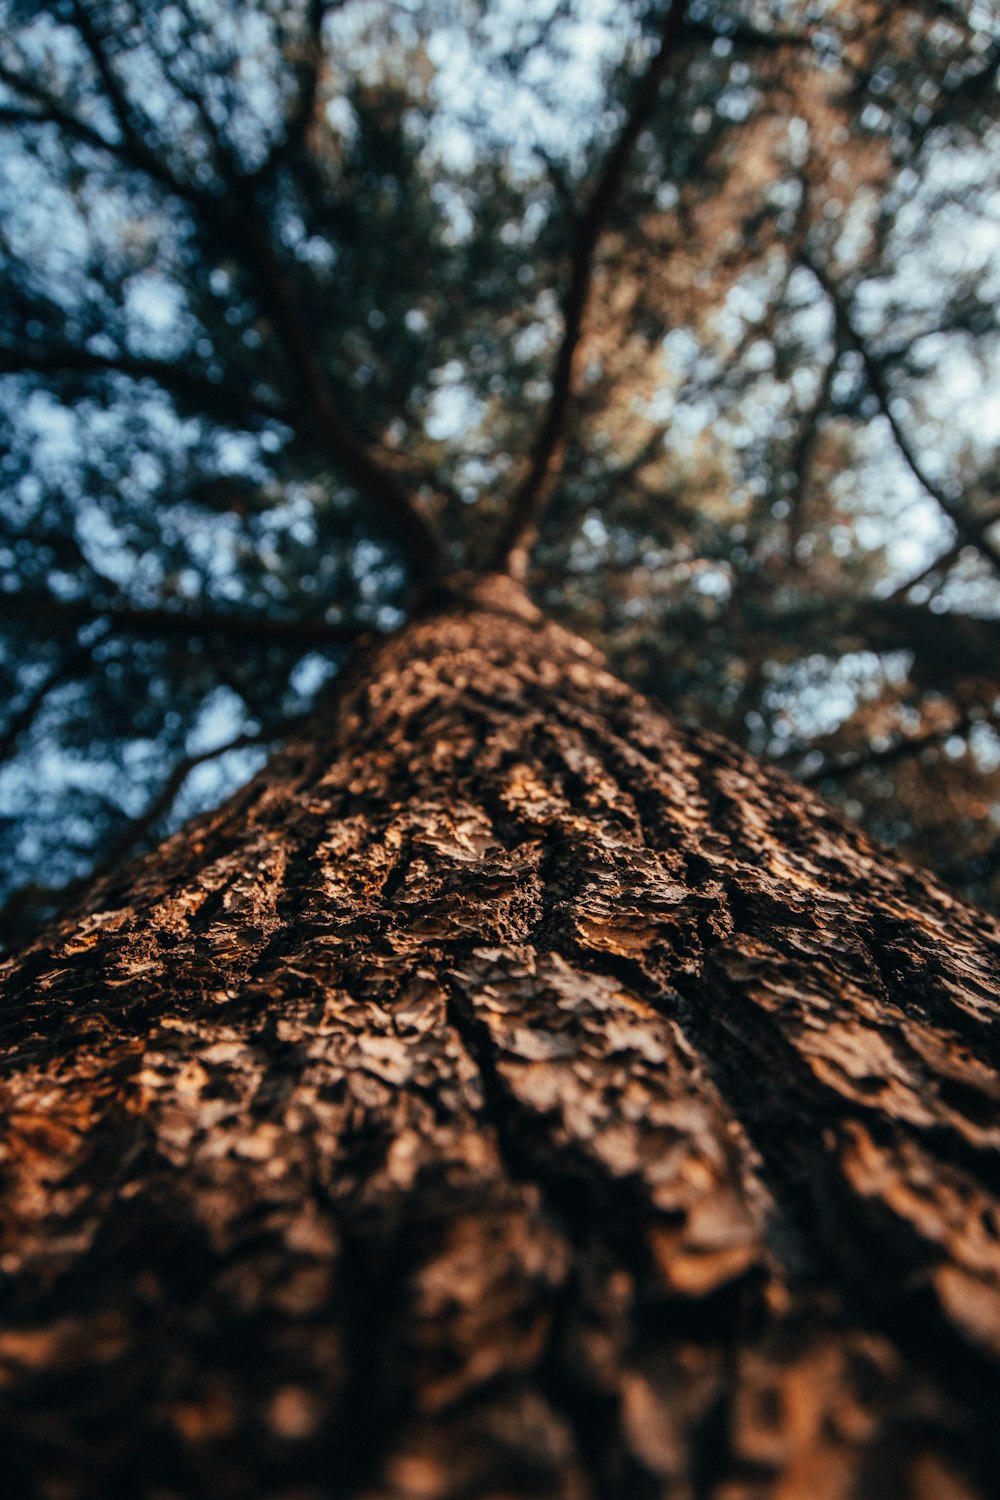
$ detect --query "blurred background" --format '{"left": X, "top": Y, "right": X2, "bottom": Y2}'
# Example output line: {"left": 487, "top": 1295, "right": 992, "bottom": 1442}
{"left": 1, "top": 0, "right": 999, "bottom": 947}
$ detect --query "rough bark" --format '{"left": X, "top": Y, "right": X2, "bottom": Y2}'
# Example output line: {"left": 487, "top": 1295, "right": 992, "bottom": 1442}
{"left": 2, "top": 575, "right": 1000, "bottom": 1500}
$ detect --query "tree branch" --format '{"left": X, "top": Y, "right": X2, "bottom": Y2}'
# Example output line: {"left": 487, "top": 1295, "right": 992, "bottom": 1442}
{"left": 680, "top": 17, "right": 815, "bottom": 51}
{"left": 801, "top": 712, "right": 975, "bottom": 786}
{"left": 229, "top": 205, "right": 448, "bottom": 574}
{"left": 786, "top": 349, "right": 840, "bottom": 545}
{"left": 0, "top": 342, "right": 289, "bottom": 427}
{"left": 0, "top": 60, "right": 210, "bottom": 211}
{"left": 858, "top": 599, "right": 1000, "bottom": 681}
{"left": 247, "top": 0, "right": 330, "bottom": 190}
{"left": 0, "top": 90, "right": 116, "bottom": 156}
{"left": 0, "top": 590, "right": 376, "bottom": 650}
{"left": 485, "top": 0, "right": 689, "bottom": 575}
{"left": 1, "top": 33, "right": 448, "bottom": 578}
{"left": 801, "top": 252, "right": 1000, "bottom": 574}
{"left": 91, "top": 728, "right": 284, "bottom": 882}
{"left": 0, "top": 629, "right": 110, "bottom": 765}
{"left": 882, "top": 541, "right": 963, "bottom": 604}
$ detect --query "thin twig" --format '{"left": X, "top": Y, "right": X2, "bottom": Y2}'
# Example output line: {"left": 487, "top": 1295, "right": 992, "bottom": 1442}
{"left": 802, "top": 252, "right": 1000, "bottom": 574}
{"left": 0, "top": 627, "right": 111, "bottom": 765}
{"left": 67, "top": 2, "right": 208, "bottom": 205}
{"left": 91, "top": 729, "right": 282, "bottom": 881}
{"left": 0, "top": 89, "right": 118, "bottom": 156}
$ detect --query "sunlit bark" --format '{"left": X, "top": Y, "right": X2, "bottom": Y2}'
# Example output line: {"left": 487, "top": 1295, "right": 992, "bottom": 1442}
{"left": 1, "top": 577, "right": 999, "bottom": 1498}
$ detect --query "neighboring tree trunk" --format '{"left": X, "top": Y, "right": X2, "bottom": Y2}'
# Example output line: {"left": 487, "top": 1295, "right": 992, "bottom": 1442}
{"left": 2, "top": 575, "right": 1000, "bottom": 1500}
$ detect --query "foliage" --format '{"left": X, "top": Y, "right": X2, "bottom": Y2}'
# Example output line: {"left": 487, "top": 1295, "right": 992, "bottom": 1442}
{"left": 2, "top": 0, "right": 1000, "bottom": 944}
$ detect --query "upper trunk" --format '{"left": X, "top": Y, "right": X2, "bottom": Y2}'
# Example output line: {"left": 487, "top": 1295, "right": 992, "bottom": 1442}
{"left": 2, "top": 576, "right": 1000, "bottom": 1499}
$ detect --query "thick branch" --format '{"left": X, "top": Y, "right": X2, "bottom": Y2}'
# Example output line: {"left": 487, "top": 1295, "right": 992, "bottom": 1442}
{"left": 652, "top": 594, "right": 1000, "bottom": 701}
{"left": 0, "top": 590, "right": 375, "bottom": 650}
{"left": 0, "top": 343, "right": 289, "bottom": 427}
{"left": 247, "top": 0, "right": 330, "bottom": 189}
{"left": 66, "top": 0, "right": 201, "bottom": 203}
{"left": 779, "top": 596, "right": 1000, "bottom": 686}
{"left": 681, "top": 17, "right": 815, "bottom": 50}
{"left": 786, "top": 349, "right": 840, "bottom": 541}
{"left": 857, "top": 599, "right": 1000, "bottom": 680}
{"left": 230, "top": 206, "right": 448, "bottom": 574}
{"left": 485, "top": 0, "right": 689, "bottom": 574}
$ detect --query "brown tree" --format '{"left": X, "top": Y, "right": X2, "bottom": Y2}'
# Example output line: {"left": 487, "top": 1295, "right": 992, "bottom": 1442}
{"left": 3, "top": 3, "right": 1000, "bottom": 1497}
{"left": 3, "top": 576, "right": 1000, "bottom": 1498}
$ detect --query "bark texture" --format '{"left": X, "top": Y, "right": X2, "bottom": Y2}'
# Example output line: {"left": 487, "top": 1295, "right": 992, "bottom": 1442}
{"left": 2, "top": 575, "right": 1000, "bottom": 1500}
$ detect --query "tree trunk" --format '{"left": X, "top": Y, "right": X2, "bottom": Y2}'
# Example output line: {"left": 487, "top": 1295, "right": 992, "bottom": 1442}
{"left": 2, "top": 575, "right": 1000, "bottom": 1500}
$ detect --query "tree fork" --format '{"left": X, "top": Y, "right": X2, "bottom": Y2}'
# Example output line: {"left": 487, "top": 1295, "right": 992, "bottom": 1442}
{"left": 1, "top": 577, "right": 999, "bottom": 1498}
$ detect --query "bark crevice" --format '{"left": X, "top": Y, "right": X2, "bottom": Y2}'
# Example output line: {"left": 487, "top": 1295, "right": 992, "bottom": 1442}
{"left": 2, "top": 599, "right": 1000, "bottom": 1498}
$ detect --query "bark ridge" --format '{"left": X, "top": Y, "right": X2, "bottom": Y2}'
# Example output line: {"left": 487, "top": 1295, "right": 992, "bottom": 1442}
{"left": 1, "top": 586, "right": 1000, "bottom": 1499}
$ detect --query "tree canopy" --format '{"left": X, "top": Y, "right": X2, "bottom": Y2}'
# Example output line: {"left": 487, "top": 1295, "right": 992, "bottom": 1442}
{"left": 2, "top": 0, "right": 1000, "bottom": 944}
